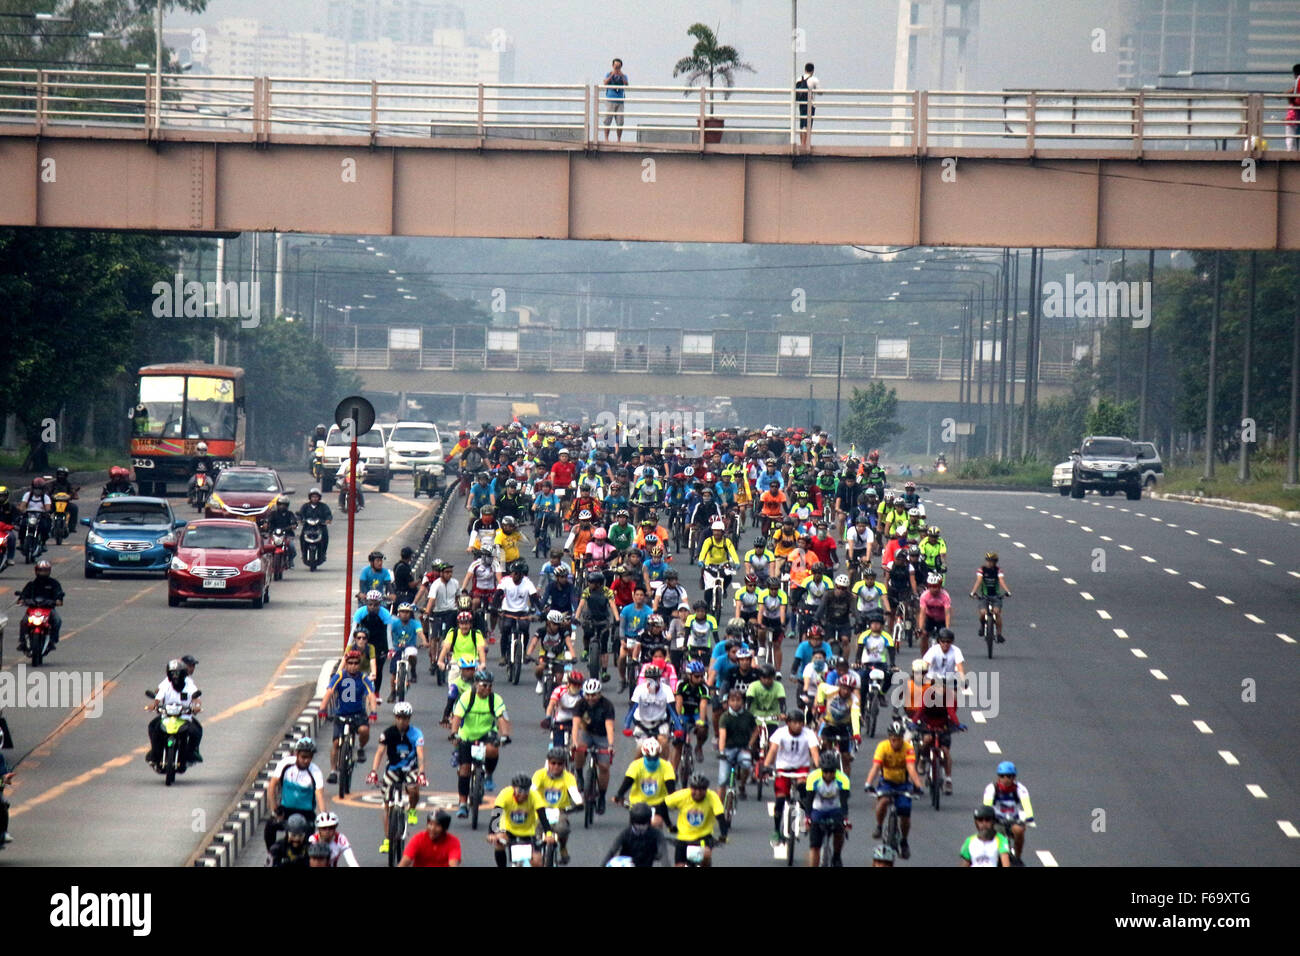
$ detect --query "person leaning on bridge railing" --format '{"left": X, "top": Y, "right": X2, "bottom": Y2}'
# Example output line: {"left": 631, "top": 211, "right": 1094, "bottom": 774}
{"left": 1287, "top": 63, "right": 1300, "bottom": 152}
{"left": 603, "top": 58, "right": 628, "bottom": 142}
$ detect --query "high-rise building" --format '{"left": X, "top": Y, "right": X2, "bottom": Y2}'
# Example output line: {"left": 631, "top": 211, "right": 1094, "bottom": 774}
{"left": 1116, "top": 0, "right": 1300, "bottom": 92}
{"left": 326, "top": 0, "right": 466, "bottom": 45}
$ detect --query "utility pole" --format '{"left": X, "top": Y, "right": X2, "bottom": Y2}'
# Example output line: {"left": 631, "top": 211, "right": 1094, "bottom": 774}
{"left": 1203, "top": 251, "right": 1220, "bottom": 480}
{"left": 834, "top": 342, "right": 843, "bottom": 445}
{"left": 1238, "top": 251, "right": 1255, "bottom": 482}
{"left": 998, "top": 247, "right": 1011, "bottom": 459}
{"left": 1138, "top": 249, "right": 1154, "bottom": 439}
{"left": 1286, "top": 291, "right": 1299, "bottom": 488}
{"left": 1008, "top": 250, "right": 1019, "bottom": 447}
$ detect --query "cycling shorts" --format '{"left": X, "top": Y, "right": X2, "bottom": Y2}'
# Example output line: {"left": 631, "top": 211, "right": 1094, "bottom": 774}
{"left": 874, "top": 780, "right": 913, "bottom": 817}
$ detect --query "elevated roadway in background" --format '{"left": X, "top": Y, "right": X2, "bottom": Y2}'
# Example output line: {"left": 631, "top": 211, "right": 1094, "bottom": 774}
{"left": 1, "top": 71, "right": 1297, "bottom": 248}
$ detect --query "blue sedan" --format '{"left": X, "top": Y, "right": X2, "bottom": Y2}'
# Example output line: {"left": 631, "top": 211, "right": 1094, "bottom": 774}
{"left": 82, "top": 496, "right": 188, "bottom": 578}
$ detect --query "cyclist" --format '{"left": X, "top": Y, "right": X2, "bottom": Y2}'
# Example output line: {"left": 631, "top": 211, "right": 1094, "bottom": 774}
{"left": 398, "top": 809, "right": 463, "bottom": 867}
{"left": 440, "top": 656, "right": 480, "bottom": 726}
{"left": 922, "top": 626, "right": 966, "bottom": 683}
{"left": 576, "top": 569, "right": 617, "bottom": 681}
{"left": 385, "top": 603, "right": 425, "bottom": 702}
{"left": 697, "top": 519, "right": 738, "bottom": 586}
{"left": 365, "top": 701, "right": 426, "bottom": 855}
{"left": 687, "top": 488, "right": 723, "bottom": 562}
{"left": 309, "top": 811, "right": 359, "bottom": 867}
{"left": 540, "top": 564, "right": 577, "bottom": 620}
{"left": 907, "top": 669, "right": 964, "bottom": 797}
{"left": 494, "top": 559, "right": 539, "bottom": 667}
{"left": 814, "top": 675, "right": 861, "bottom": 776}
{"left": 673, "top": 660, "right": 711, "bottom": 770}
{"left": 491, "top": 773, "right": 556, "bottom": 867}
{"left": 532, "top": 481, "right": 561, "bottom": 555}
{"left": 572, "top": 678, "right": 618, "bottom": 814}
{"left": 544, "top": 668, "right": 586, "bottom": 748}
{"left": 527, "top": 609, "right": 577, "bottom": 694}
{"left": 537, "top": 548, "right": 573, "bottom": 595}
{"left": 802, "top": 752, "right": 851, "bottom": 867}
{"left": 265, "top": 738, "right": 327, "bottom": 851}
{"left": 603, "top": 802, "right": 669, "bottom": 867}
{"left": 761, "top": 709, "right": 820, "bottom": 845}
{"left": 716, "top": 686, "right": 759, "bottom": 802}
{"left": 683, "top": 600, "right": 718, "bottom": 669}
{"left": 665, "top": 773, "right": 727, "bottom": 867}
{"left": 851, "top": 567, "right": 888, "bottom": 630}
{"left": 319, "top": 651, "right": 377, "bottom": 785}
{"left": 733, "top": 573, "right": 762, "bottom": 633}
{"left": 983, "top": 760, "right": 1034, "bottom": 865}
{"left": 864, "top": 719, "right": 925, "bottom": 860}
{"left": 961, "top": 806, "right": 1011, "bottom": 867}
{"left": 462, "top": 547, "right": 501, "bottom": 630}
{"left": 807, "top": 520, "right": 838, "bottom": 569}
{"left": 437, "top": 610, "right": 489, "bottom": 674}
{"left": 614, "top": 737, "right": 677, "bottom": 828}
{"left": 797, "top": 561, "right": 833, "bottom": 641}
{"left": 617, "top": 584, "right": 653, "bottom": 692}
{"left": 494, "top": 515, "right": 524, "bottom": 566}
{"left": 919, "top": 525, "right": 948, "bottom": 584}
{"left": 629, "top": 664, "right": 675, "bottom": 754}
{"left": 769, "top": 516, "right": 800, "bottom": 573}
{"left": 856, "top": 617, "right": 894, "bottom": 692}
{"left": 745, "top": 663, "right": 786, "bottom": 755}
{"left": 845, "top": 514, "right": 873, "bottom": 570}
{"left": 817, "top": 573, "right": 856, "bottom": 657}
{"left": 607, "top": 509, "right": 636, "bottom": 554}
{"left": 420, "top": 560, "right": 459, "bottom": 673}
{"left": 358, "top": 551, "right": 393, "bottom": 604}
{"left": 652, "top": 566, "right": 687, "bottom": 619}
{"left": 900, "top": 479, "right": 921, "bottom": 509}
{"left": 449, "top": 671, "right": 511, "bottom": 816}
{"left": 970, "top": 551, "right": 1011, "bottom": 643}
{"left": 917, "top": 572, "right": 952, "bottom": 655}
{"left": 266, "top": 813, "right": 312, "bottom": 868}
{"left": 530, "top": 747, "right": 583, "bottom": 865}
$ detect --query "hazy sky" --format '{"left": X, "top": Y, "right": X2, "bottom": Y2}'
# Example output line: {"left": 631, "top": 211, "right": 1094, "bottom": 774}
{"left": 171, "top": 0, "right": 1124, "bottom": 89}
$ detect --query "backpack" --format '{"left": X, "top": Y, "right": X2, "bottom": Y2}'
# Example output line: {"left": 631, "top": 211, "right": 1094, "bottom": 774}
{"left": 457, "top": 690, "right": 497, "bottom": 727}
{"left": 795, "top": 75, "right": 809, "bottom": 102}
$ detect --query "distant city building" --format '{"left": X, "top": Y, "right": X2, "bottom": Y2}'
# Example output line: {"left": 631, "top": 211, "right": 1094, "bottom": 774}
{"left": 1116, "top": 0, "right": 1300, "bottom": 93}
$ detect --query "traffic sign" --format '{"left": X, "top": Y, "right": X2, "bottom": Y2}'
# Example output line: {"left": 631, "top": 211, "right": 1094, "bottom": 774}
{"left": 333, "top": 395, "right": 376, "bottom": 439}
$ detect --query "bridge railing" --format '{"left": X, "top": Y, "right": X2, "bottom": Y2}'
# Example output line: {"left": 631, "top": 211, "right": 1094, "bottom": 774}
{"left": 2, "top": 68, "right": 1294, "bottom": 155}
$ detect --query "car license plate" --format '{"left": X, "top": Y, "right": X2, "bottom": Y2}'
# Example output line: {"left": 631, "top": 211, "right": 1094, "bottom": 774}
{"left": 202, "top": 578, "right": 227, "bottom": 589}
{"left": 118, "top": 552, "right": 141, "bottom": 562}
{"left": 1102, "top": 471, "right": 1117, "bottom": 478}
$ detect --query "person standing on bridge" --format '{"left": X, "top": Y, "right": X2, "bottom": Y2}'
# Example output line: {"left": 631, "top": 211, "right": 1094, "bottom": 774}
{"left": 603, "top": 58, "right": 629, "bottom": 141}
{"left": 1287, "top": 63, "right": 1300, "bottom": 151}
{"left": 796, "top": 62, "right": 819, "bottom": 148}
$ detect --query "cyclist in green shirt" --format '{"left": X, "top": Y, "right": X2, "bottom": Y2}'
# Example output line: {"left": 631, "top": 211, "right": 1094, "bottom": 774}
{"left": 745, "top": 665, "right": 787, "bottom": 738}
{"left": 437, "top": 610, "right": 488, "bottom": 672}
{"left": 608, "top": 509, "right": 636, "bottom": 553}
{"left": 449, "top": 671, "right": 511, "bottom": 815}
{"left": 440, "top": 656, "right": 479, "bottom": 726}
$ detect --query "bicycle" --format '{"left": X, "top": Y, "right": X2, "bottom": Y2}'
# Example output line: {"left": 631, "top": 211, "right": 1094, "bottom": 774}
{"left": 580, "top": 746, "right": 614, "bottom": 829}
{"left": 721, "top": 751, "right": 754, "bottom": 824}
{"left": 975, "top": 592, "right": 1006, "bottom": 660}
{"left": 500, "top": 613, "right": 530, "bottom": 685}
{"left": 534, "top": 511, "right": 556, "bottom": 557}
{"left": 867, "top": 784, "right": 914, "bottom": 859}
{"left": 335, "top": 712, "right": 369, "bottom": 798}
{"left": 463, "top": 733, "right": 499, "bottom": 830}
{"left": 377, "top": 767, "right": 414, "bottom": 867}
{"left": 861, "top": 664, "right": 893, "bottom": 738}
{"left": 817, "top": 815, "right": 850, "bottom": 867}
{"left": 581, "top": 618, "right": 612, "bottom": 679}
{"left": 892, "top": 597, "right": 914, "bottom": 651}
{"left": 917, "top": 727, "right": 946, "bottom": 811}
{"left": 771, "top": 769, "right": 808, "bottom": 866}
{"left": 389, "top": 646, "right": 419, "bottom": 703}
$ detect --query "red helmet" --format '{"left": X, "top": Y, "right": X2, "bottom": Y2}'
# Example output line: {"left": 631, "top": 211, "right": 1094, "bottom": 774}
{"left": 459, "top": 430, "right": 468, "bottom": 439}
{"left": 837, "top": 675, "right": 855, "bottom": 688}
{"left": 593, "top": 527, "right": 607, "bottom": 541}
{"left": 868, "top": 449, "right": 880, "bottom": 460}
{"left": 31, "top": 477, "right": 45, "bottom": 489}
{"left": 806, "top": 624, "right": 824, "bottom": 638}
{"left": 457, "top": 610, "right": 473, "bottom": 623}
{"left": 110, "top": 465, "right": 129, "bottom": 480}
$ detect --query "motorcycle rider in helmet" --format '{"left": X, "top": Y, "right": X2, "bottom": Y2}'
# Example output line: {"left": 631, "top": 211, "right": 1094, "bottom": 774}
{"left": 146, "top": 657, "right": 203, "bottom": 767}
{"left": 187, "top": 441, "right": 221, "bottom": 501}
{"left": 102, "top": 465, "right": 135, "bottom": 497}
{"left": 297, "top": 489, "right": 333, "bottom": 565}
{"left": 16, "top": 558, "right": 63, "bottom": 651}
{"left": 0, "top": 487, "right": 18, "bottom": 567}
{"left": 264, "top": 496, "right": 298, "bottom": 569}
{"left": 48, "top": 467, "right": 80, "bottom": 533}
{"left": 18, "top": 477, "right": 53, "bottom": 552}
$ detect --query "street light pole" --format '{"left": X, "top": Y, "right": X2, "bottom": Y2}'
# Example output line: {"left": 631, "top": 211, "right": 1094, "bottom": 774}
{"left": 1238, "top": 251, "right": 1255, "bottom": 482}
{"left": 1203, "top": 251, "right": 1220, "bottom": 480}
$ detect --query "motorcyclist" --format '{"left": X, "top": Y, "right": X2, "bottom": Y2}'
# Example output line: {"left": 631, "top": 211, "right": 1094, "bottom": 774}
{"left": 187, "top": 441, "right": 221, "bottom": 501}
{"left": 49, "top": 467, "right": 80, "bottom": 533}
{"left": 0, "top": 717, "right": 13, "bottom": 847}
{"left": 18, "top": 477, "right": 53, "bottom": 552}
{"left": 146, "top": 658, "right": 203, "bottom": 767}
{"left": 264, "top": 497, "right": 298, "bottom": 569}
{"left": 101, "top": 465, "right": 135, "bottom": 497}
{"left": 0, "top": 487, "right": 18, "bottom": 567}
{"left": 16, "top": 559, "right": 64, "bottom": 651}
{"left": 297, "top": 489, "right": 333, "bottom": 564}
{"left": 336, "top": 458, "right": 366, "bottom": 510}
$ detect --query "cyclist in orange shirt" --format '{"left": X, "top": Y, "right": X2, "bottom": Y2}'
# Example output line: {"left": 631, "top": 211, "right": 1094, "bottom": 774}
{"left": 759, "top": 485, "right": 788, "bottom": 537}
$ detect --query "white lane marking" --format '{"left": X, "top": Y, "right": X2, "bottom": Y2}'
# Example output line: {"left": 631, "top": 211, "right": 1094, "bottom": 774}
{"left": 1135, "top": 512, "right": 1145, "bottom": 517}
{"left": 1099, "top": 535, "right": 1112, "bottom": 542}
{"left": 1078, "top": 591, "right": 1093, "bottom": 601}
{"left": 1037, "top": 850, "right": 1059, "bottom": 867}
{"left": 1120, "top": 508, "right": 1130, "bottom": 513}
{"left": 1150, "top": 669, "right": 1168, "bottom": 680}
{"left": 1170, "top": 694, "right": 1187, "bottom": 706}
{"left": 1025, "top": 505, "right": 1035, "bottom": 510}
{"left": 1193, "top": 720, "right": 1213, "bottom": 734}
{"left": 959, "top": 511, "right": 969, "bottom": 516}
{"left": 1245, "top": 614, "right": 1265, "bottom": 624}
{"left": 1163, "top": 568, "right": 1179, "bottom": 575}
{"left": 1097, "top": 609, "right": 1112, "bottom": 620}
{"left": 1185, "top": 529, "right": 1198, "bottom": 536}
{"left": 1066, "top": 519, "right": 1077, "bottom": 525}
{"left": 1106, "top": 505, "right": 1115, "bottom": 509}
{"left": 1290, "top": 572, "right": 1300, "bottom": 580}
{"left": 971, "top": 711, "right": 987, "bottom": 724}
{"left": 1052, "top": 514, "right": 1064, "bottom": 520}
{"left": 1131, "top": 648, "right": 1147, "bottom": 658}
{"left": 1062, "top": 576, "right": 1077, "bottom": 585}
{"left": 1140, "top": 555, "right": 1157, "bottom": 563}
{"left": 1014, "top": 542, "right": 1025, "bottom": 548}
{"left": 1029, "top": 553, "right": 1042, "bottom": 560}
{"left": 998, "top": 532, "right": 1010, "bottom": 538}
{"left": 1278, "top": 634, "right": 1296, "bottom": 644}
{"left": 1208, "top": 538, "right": 1222, "bottom": 544}
{"left": 1218, "top": 750, "right": 1237, "bottom": 764}
{"left": 1113, "top": 628, "right": 1128, "bottom": 639}
{"left": 970, "top": 515, "right": 982, "bottom": 521}
{"left": 1045, "top": 565, "right": 1058, "bottom": 571}
{"left": 1166, "top": 522, "right": 1178, "bottom": 528}
{"left": 1151, "top": 516, "right": 1162, "bottom": 523}
{"left": 1230, "top": 547, "right": 1247, "bottom": 555}
{"left": 984, "top": 523, "right": 996, "bottom": 529}
{"left": 1279, "top": 821, "right": 1300, "bottom": 838}
{"left": 1246, "top": 785, "right": 1267, "bottom": 798}
{"left": 1258, "top": 558, "right": 1274, "bottom": 566}
{"left": 984, "top": 740, "right": 1002, "bottom": 754}
{"left": 1216, "top": 595, "right": 1234, "bottom": 605}
{"left": 1119, "top": 544, "right": 1133, "bottom": 551}
{"left": 1189, "top": 581, "right": 1206, "bottom": 589}
{"left": 1081, "top": 525, "right": 1092, "bottom": 532}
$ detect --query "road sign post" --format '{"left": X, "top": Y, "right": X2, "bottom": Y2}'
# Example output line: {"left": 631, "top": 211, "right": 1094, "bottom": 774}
{"left": 335, "top": 396, "right": 375, "bottom": 648}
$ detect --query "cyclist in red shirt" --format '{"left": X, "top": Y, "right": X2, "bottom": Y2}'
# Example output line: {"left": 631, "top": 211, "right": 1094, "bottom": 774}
{"left": 807, "top": 521, "right": 838, "bottom": 567}
{"left": 398, "top": 810, "right": 462, "bottom": 867}
{"left": 549, "top": 449, "right": 578, "bottom": 491}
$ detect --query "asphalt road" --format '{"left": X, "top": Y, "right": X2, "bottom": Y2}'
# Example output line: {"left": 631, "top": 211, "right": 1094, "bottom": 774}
{"left": 237, "top": 487, "right": 1299, "bottom": 868}
{"left": 0, "top": 474, "right": 434, "bottom": 866}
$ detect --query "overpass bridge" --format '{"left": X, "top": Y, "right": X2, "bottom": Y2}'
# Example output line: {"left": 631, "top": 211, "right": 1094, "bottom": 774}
{"left": 332, "top": 325, "right": 1076, "bottom": 405}
{"left": 1, "top": 70, "right": 1297, "bottom": 248}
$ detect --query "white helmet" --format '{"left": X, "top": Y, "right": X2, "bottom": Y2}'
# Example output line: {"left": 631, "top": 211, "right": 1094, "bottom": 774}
{"left": 546, "top": 609, "right": 566, "bottom": 624}
{"left": 912, "top": 658, "right": 929, "bottom": 674}
{"left": 926, "top": 572, "right": 943, "bottom": 586}
{"left": 639, "top": 738, "right": 661, "bottom": 757}
{"left": 196, "top": 441, "right": 208, "bottom": 454}
{"left": 315, "top": 812, "right": 339, "bottom": 828}
{"left": 908, "top": 507, "right": 921, "bottom": 518}
{"left": 583, "top": 678, "right": 603, "bottom": 695}
{"left": 916, "top": 504, "right": 927, "bottom": 518}
{"left": 834, "top": 573, "right": 850, "bottom": 588}
{"left": 365, "top": 589, "right": 384, "bottom": 602}
{"left": 393, "top": 701, "right": 414, "bottom": 717}
{"left": 711, "top": 520, "right": 725, "bottom": 531}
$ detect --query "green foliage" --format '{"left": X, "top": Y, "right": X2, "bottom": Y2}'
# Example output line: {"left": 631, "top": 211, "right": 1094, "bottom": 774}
{"left": 950, "top": 457, "right": 1052, "bottom": 486}
{"left": 841, "top": 382, "right": 903, "bottom": 452}
{"left": 672, "top": 23, "right": 755, "bottom": 114}
{"left": 1084, "top": 397, "right": 1138, "bottom": 438}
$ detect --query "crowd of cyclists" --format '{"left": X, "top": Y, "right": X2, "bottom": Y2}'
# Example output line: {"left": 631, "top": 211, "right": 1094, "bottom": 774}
{"left": 295, "top": 420, "right": 1034, "bottom": 867}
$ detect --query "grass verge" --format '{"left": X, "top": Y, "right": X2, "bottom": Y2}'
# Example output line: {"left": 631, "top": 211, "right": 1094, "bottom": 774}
{"left": 1159, "top": 461, "right": 1300, "bottom": 513}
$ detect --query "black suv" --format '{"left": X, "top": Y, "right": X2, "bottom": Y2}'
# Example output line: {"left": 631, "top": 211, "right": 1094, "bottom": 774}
{"left": 1065, "top": 436, "right": 1143, "bottom": 500}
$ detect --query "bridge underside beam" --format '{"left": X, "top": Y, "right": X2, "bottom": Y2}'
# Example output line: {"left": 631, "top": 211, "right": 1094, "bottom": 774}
{"left": 0, "top": 135, "right": 1296, "bottom": 249}
{"left": 348, "top": 368, "right": 1069, "bottom": 403}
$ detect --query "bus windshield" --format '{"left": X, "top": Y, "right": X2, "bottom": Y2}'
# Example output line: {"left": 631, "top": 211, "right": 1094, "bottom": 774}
{"left": 136, "top": 374, "right": 237, "bottom": 441}
{"left": 187, "top": 376, "right": 237, "bottom": 440}
{"left": 137, "top": 376, "right": 185, "bottom": 438}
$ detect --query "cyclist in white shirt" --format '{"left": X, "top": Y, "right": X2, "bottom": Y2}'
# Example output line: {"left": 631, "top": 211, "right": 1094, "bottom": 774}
{"left": 921, "top": 627, "right": 966, "bottom": 682}
{"left": 309, "top": 812, "right": 359, "bottom": 867}
{"left": 762, "top": 710, "right": 821, "bottom": 845}
{"left": 629, "top": 665, "right": 675, "bottom": 755}
{"left": 960, "top": 806, "right": 1011, "bottom": 867}
{"left": 495, "top": 560, "right": 539, "bottom": 666}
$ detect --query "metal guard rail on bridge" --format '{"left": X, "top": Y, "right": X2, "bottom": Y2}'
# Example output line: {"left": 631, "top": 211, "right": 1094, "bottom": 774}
{"left": 1, "top": 68, "right": 1295, "bottom": 156}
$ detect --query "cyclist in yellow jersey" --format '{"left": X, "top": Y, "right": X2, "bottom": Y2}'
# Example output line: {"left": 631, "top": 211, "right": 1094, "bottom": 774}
{"left": 494, "top": 518, "right": 523, "bottom": 565}
{"left": 437, "top": 610, "right": 488, "bottom": 671}
{"left": 530, "top": 747, "right": 583, "bottom": 864}
{"left": 492, "top": 773, "right": 555, "bottom": 867}
{"left": 665, "top": 773, "right": 727, "bottom": 866}
{"left": 612, "top": 737, "right": 676, "bottom": 827}
{"left": 814, "top": 675, "right": 862, "bottom": 776}
{"left": 863, "top": 719, "right": 925, "bottom": 860}
{"left": 697, "top": 521, "right": 738, "bottom": 566}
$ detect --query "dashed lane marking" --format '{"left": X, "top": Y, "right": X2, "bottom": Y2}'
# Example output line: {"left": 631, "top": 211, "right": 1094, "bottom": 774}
{"left": 1037, "top": 851, "right": 1059, "bottom": 867}
{"left": 1193, "top": 720, "right": 1213, "bottom": 734}
{"left": 1150, "top": 669, "right": 1168, "bottom": 680}
{"left": 1245, "top": 614, "right": 1265, "bottom": 624}
{"left": 1280, "top": 821, "right": 1300, "bottom": 838}
{"left": 1131, "top": 648, "right": 1147, "bottom": 658}
{"left": 984, "top": 740, "right": 1002, "bottom": 754}
{"left": 1246, "top": 785, "right": 1267, "bottom": 798}
{"left": 1096, "top": 609, "right": 1112, "bottom": 620}
{"left": 1170, "top": 694, "right": 1187, "bottom": 706}
{"left": 1218, "top": 751, "right": 1237, "bottom": 764}
{"left": 1278, "top": 634, "right": 1296, "bottom": 644}
{"left": 1189, "top": 581, "right": 1206, "bottom": 589}
{"left": 1216, "top": 595, "right": 1234, "bottom": 605}
{"left": 1113, "top": 628, "right": 1128, "bottom": 639}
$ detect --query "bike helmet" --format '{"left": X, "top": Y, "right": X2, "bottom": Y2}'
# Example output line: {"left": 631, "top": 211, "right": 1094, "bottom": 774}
{"left": 294, "top": 737, "right": 317, "bottom": 754}
{"left": 586, "top": 570, "right": 605, "bottom": 585}
{"left": 393, "top": 701, "right": 414, "bottom": 717}
{"left": 396, "top": 603, "right": 415, "bottom": 614}
{"left": 196, "top": 442, "right": 208, "bottom": 455}
{"left": 642, "top": 666, "right": 661, "bottom": 681}
{"left": 862, "top": 567, "right": 876, "bottom": 579}
{"left": 911, "top": 659, "right": 929, "bottom": 675}
{"left": 819, "top": 753, "right": 840, "bottom": 772}
{"left": 710, "top": 520, "right": 725, "bottom": 531}
{"left": 927, "top": 525, "right": 941, "bottom": 537}
{"left": 664, "top": 567, "right": 679, "bottom": 580}
{"left": 864, "top": 488, "right": 878, "bottom": 499}
{"left": 511, "top": 774, "right": 531, "bottom": 791}
{"left": 592, "top": 527, "right": 607, "bottom": 541}
{"left": 688, "top": 774, "right": 710, "bottom": 790}
{"left": 315, "top": 812, "right": 339, "bottom": 828}
{"left": 873, "top": 844, "right": 898, "bottom": 863}
{"left": 736, "top": 648, "right": 754, "bottom": 661}
{"left": 480, "top": 504, "right": 495, "bottom": 515}
{"left": 685, "top": 660, "right": 706, "bottom": 675}
{"left": 308, "top": 487, "right": 322, "bottom": 498}
{"left": 285, "top": 814, "right": 311, "bottom": 837}
{"left": 904, "top": 480, "right": 916, "bottom": 490}
{"left": 582, "top": 678, "right": 603, "bottom": 695}
{"left": 566, "top": 669, "right": 584, "bottom": 684}
{"left": 577, "top": 509, "right": 593, "bottom": 521}
{"left": 907, "top": 545, "right": 921, "bottom": 558}
{"left": 805, "top": 624, "right": 824, "bottom": 638}
{"left": 744, "top": 573, "right": 758, "bottom": 585}
{"left": 985, "top": 551, "right": 999, "bottom": 562}
{"left": 837, "top": 675, "right": 854, "bottom": 688}
{"left": 365, "top": 589, "right": 384, "bottom": 602}
{"left": 974, "top": 805, "right": 997, "bottom": 821}
{"left": 501, "top": 515, "right": 517, "bottom": 528}
{"left": 547, "top": 747, "right": 569, "bottom": 764}
{"left": 457, "top": 610, "right": 475, "bottom": 625}
{"left": 908, "top": 507, "right": 921, "bottom": 518}
{"left": 937, "top": 628, "right": 955, "bottom": 643}
{"left": 887, "top": 720, "right": 906, "bottom": 737}
{"left": 759, "top": 664, "right": 776, "bottom": 679}
{"left": 510, "top": 559, "right": 529, "bottom": 576}
{"left": 639, "top": 738, "right": 661, "bottom": 757}
{"left": 474, "top": 670, "right": 494, "bottom": 684}
{"left": 997, "top": 761, "right": 1017, "bottom": 776}
{"left": 926, "top": 573, "right": 943, "bottom": 586}
{"left": 646, "top": 614, "right": 664, "bottom": 628}
{"left": 630, "top": 803, "right": 653, "bottom": 825}
{"left": 457, "top": 656, "right": 477, "bottom": 669}
{"left": 645, "top": 533, "right": 660, "bottom": 546}
{"left": 834, "top": 573, "right": 850, "bottom": 588}
{"left": 344, "top": 651, "right": 363, "bottom": 664}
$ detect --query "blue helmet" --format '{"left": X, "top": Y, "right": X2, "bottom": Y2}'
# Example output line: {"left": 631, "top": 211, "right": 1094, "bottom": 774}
{"left": 685, "top": 660, "right": 706, "bottom": 675}
{"left": 996, "top": 761, "right": 1017, "bottom": 776}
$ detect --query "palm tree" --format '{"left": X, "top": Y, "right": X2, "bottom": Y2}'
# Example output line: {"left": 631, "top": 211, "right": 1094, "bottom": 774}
{"left": 672, "top": 23, "right": 755, "bottom": 116}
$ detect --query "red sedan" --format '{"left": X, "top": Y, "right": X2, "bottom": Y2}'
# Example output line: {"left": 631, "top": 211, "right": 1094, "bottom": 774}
{"left": 167, "top": 518, "right": 272, "bottom": 609}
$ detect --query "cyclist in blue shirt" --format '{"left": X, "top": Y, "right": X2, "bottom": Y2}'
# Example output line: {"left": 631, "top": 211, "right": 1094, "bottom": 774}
{"left": 366, "top": 702, "right": 426, "bottom": 854}
{"left": 319, "top": 651, "right": 377, "bottom": 785}
{"left": 359, "top": 551, "right": 394, "bottom": 603}
{"left": 714, "top": 476, "right": 738, "bottom": 508}
{"left": 354, "top": 590, "right": 397, "bottom": 669}
{"left": 386, "top": 603, "right": 426, "bottom": 702}
{"left": 617, "top": 586, "right": 653, "bottom": 691}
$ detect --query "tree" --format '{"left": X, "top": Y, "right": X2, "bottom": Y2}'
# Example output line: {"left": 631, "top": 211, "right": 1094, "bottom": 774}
{"left": 1085, "top": 397, "right": 1138, "bottom": 438}
{"left": 672, "top": 23, "right": 755, "bottom": 115}
{"left": 841, "top": 382, "right": 903, "bottom": 453}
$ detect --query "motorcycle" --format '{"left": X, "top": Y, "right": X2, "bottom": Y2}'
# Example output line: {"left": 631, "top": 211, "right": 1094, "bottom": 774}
{"left": 934, "top": 455, "right": 948, "bottom": 474}
{"left": 144, "top": 690, "right": 191, "bottom": 786}
{"left": 51, "top": 492, "right": 75, "bottom": 545}
{"left": 16, "top": 593, "right": 56, "bottom": 667}
{"left": 19, "top": 512, "right": 46, "bottom": 563}
{"left": 338, "top": 476, "right": 363, "bottom": 513}
{"left": 0, "top": 521, "right": 13, "bottom": 574}
{"left": 270, "top": 528, "right": 290, "bottom": 581}
{"left": 301, "top": 518, "right": 325, "bottom": 571}
{"left": 310, "top": 442, "right": 327, "bottom": 483}
{"left": 189, "top": 470, "right": 213, "bottom": 512}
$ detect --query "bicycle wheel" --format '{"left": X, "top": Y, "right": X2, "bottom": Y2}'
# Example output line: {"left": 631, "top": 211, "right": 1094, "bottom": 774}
{"left": 679, "top": 736, "right": 694, "bottom": 782}
{"left": 785, "top": 805, "right": 798, "bottom": 866}
{"left": 509, "top": 632, "right": 523, "bottom": 686}
{"left": 470, "top": 770, "right": 483, "bottom": 830}
{"left": 387, "top": 805, "right": 404, "bottom": 867}
{"left": 543, "top": 839, "right": 557, "bottom": 867}
{"left": 867, "top": 694, "right": 879, "bottom": 738}
{"left": 396, "top": 662, "right": 408, "bottom": 703}
{"left": 723, "top": 775, "right": 737, "bottom": 824}
{"left": 931, "top": 756, "right": 942, "bottom": 811}
{"left": 339, "top": 734, "right": 353, "bottom": 798}
{"left": 985, "top": 611, "right": 995, "bottom": 660}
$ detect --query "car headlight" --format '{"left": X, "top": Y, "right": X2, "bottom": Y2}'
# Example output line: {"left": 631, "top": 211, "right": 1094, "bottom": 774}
{"left": 87, "top": 531, "right": 105, "bottom": 546}
{"left": 209, "top": 494, "right": 225, "bottom": 509}
{"left": 243, "top": 558, "right": 263, "bottom": 573}
{"left": 170, "top": 556, "right": 188, "bottom": 571}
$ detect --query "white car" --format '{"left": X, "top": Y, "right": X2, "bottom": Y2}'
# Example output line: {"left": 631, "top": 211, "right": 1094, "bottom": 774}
{"left": 321, "top": 425, "right": 390, "bottom": 492}
{"left": 385, "top": 421, "right": 444, "bottom": 476}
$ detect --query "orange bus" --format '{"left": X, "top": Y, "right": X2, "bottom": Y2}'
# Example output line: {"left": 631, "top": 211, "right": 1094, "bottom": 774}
{"left": 129, "top": 363, "right": 246, "bottom": 496}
